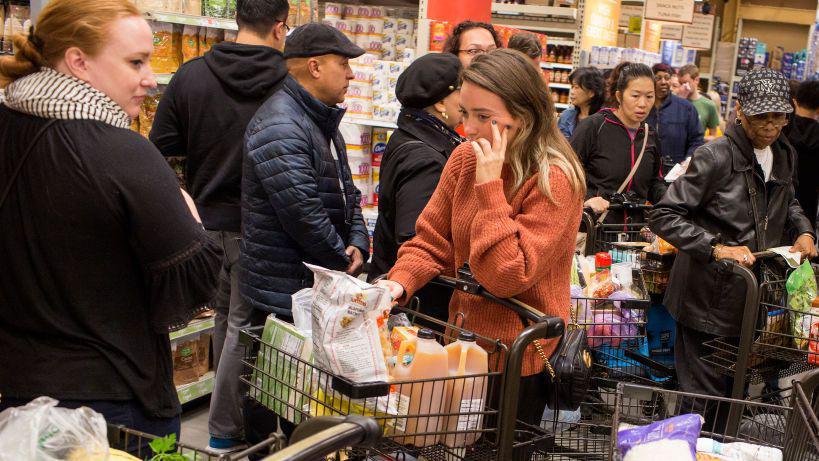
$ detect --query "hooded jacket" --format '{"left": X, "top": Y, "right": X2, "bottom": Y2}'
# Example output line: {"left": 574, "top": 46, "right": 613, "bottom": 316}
{"left": 241, "top": 76, "right": 370, "bottom": 316}
{"left": 570, "top": 109, "right": 667, "bottom": 221}
{"left": 784, "top": 115, "right": 819, "bottom": 229}
{"left": 649, "top": 122, "right": 814, "bottom": 336}
{"left": 150, "top": 42, "right": 288, "bottom": 232}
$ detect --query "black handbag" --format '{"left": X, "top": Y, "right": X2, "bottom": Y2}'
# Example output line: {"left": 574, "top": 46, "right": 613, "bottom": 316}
{"left": 533, "top": 316, "right": 592, "bottom": 411}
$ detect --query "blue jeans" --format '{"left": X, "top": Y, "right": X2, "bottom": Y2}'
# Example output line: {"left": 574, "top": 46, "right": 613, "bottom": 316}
{"left": 0, "top": 398, "right": 180, "bottom": 457}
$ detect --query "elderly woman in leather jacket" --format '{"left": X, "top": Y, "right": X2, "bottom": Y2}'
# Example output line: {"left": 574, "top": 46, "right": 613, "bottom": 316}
{"left": 649, "top": 68, "right": 818, "bottom": 399}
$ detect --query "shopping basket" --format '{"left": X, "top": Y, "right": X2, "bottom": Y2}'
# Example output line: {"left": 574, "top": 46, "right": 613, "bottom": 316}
{"left": 107, "top": 424, "right": 283, "bottom": 460}
{"left": 239, "top": 273, "right": 566, "bottom": 461}
{"left": 609, "top": 371, "right": 819, "bottom": 461}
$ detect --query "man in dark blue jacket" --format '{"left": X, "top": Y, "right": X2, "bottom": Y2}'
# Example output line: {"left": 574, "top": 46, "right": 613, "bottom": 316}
{"left": 241, "top": 23, "right": 370, "bottom": 318}
{"left": 647, "top": 63, "right": 705, "bottom": 170}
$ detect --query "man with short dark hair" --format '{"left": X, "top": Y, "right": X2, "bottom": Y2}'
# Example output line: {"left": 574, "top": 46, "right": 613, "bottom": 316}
{"left": 149, "top": 0, "right": 291, "bottom": 452}
{"left": 678, "top": 64, "right": 720, "bottom": 139}
{"left": 507, "top": 32, "right": 542, "bottom": 66}
{"left": 647, "top": 63, "right": 705, "bottom": 170}
{"left": 785, "top": 80, "right": 819, "bottom": 230}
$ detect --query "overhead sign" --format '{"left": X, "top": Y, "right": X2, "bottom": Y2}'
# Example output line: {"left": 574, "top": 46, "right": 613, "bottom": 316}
{"left": 661, "top": 24, "right": 684, "bottom": 40}
{"left": 645, "top": 0, "right": 695, "bottom": 24}
{"left": 580, "top": 0, "right": 621, "bottom": 51}
{"left": 619, "top": 4, "right": 644, "bottom": 28}
{"left": 682, "top": 13, "right": 716, "bottom": 50}
{"left": 642, "top": 20, "right": 664, "bottom": 54}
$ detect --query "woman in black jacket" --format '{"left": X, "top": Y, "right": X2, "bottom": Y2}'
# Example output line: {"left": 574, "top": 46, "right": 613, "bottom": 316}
{"left": 370, "top": 53, "right": 463, "bottom": 323}
{"left": 570, "top": 63, "right": 667, "bottom": 222}
{"left": 649, "top": 67, "right": 817, "bottom": 401}
{"left": 0, "top": 0, "right": 220, "bottom": 444}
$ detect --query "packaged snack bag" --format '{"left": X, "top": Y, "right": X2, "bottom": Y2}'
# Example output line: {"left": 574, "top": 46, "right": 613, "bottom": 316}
{"left": 181, "top": 25, "right": 199, "bottom": 63}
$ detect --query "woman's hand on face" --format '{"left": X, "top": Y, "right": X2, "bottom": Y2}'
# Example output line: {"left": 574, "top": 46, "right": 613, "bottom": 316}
{"left": 473, "top": 120, "right": 508, "bottom": 185}
{"left": 584, "top": 196, "right": 610, "bottom": 214}
{"left": 376, "top": 279, "right": 405, "bottom": 302}
{"left": 714, "top": 245, "right": 756, "bottom": 267}
{"left": 791, "top": 234, "right": 819, "bottom": 261}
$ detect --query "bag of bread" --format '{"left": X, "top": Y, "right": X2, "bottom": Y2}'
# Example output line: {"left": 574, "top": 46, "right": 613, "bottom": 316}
{"left": 150, "top": 21, "right": 180, "bottom": 74}
{"left": 181, "top": 25, "right": 199, "bottom": 63}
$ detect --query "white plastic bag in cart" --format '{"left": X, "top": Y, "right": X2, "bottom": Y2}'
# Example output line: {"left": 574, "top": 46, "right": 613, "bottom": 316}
{"left": 291, "top": 288, "right": 314, "bottom": 333}
{"left": 306, "top": 263, "right": 392, "bottom": 383}
{"left": 0, "top": 396, "right": 109, "bottom": 461}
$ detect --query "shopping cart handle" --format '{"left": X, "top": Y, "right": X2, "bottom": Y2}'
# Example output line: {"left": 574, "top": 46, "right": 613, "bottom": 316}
{"left": 262, "top": 415, "right": 381, "bottom": 461}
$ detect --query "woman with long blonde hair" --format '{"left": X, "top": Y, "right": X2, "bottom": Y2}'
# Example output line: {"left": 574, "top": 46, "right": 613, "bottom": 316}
{"left": 378, "top": 48, "right": 585, "bottom": 426}
{"left": 0, "top": 0, "right": 220, "bottom": 446}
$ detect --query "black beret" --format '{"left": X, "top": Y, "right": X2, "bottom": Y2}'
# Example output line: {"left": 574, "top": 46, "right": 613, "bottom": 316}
{"left": 284, "top": 23, "right": 365, "bottom": 59}
{"left": 396, "top": 53, "right": 462, "bottom": 109}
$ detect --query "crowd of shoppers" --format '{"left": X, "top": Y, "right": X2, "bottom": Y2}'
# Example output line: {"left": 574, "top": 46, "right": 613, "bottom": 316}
{"left": 3, "top": 3, "right": 819, "bottom": 456}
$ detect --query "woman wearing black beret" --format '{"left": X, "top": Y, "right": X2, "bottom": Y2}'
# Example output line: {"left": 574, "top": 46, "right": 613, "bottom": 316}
{"left": 369, "top": 52, "right": 464, "bottom": 326}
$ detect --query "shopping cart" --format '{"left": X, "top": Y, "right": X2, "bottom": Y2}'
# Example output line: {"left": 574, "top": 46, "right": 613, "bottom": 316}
{"left": 107, "top": 423, "right": 283, "bottom": 460}
{"left": 239, "top": 272, "right": 566, "bottom": 460}
{"left": 260, "top": 415, "right": 381, "bottom": 461}
{"left": 608, "top": 369, "right": 819, "bottom": 461}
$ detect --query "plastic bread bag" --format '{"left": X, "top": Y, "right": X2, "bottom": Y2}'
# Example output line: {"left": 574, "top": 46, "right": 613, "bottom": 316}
{"left": 787, "top": 261, "right": 817, "bottom": 349}
{"left": 291, "top": 288, "right": 314, "bottom": 334}
{"left": 618, "top": 414, "right": 704, "bottom": 461}
{"left": 0, "top": 397, "right": 109, "bottom": 461}
{"left": 306, "top": 263, "right": 392, "bottom": 383}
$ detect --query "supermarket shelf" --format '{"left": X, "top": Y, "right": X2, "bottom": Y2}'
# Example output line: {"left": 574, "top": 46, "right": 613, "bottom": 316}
{"left": 491, "top": 3, "right": 577, "bottom": 20}
{"left": 549, "top": 82, "right": 571, "bottom": 90}
{"left": 547, "top": 40, "right": 576, "bottom": 47}
{"left": 177, "top": 371, "right": 215, "bottom": 404}
{"left": 170, "top": 317, "right": 215, "bottom": 342}
{"left": 343, "top": 116, "right": 398, "bottom": 129}
{"left": 554, "top": 103, "right": 570, "bottom": 109}
{"left": 542, "top": 62, "right": 574, "bottom": 70}
{"left": 145, "top": 10, "right": 238, "bottom": 30}
{"left": 156, "top": 74, "right": 173, "bottom": 85}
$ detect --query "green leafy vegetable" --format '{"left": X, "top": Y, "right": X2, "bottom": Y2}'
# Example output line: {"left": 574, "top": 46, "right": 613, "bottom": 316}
{"left": 148, "top": 434, "right": 198, "bottom": 461}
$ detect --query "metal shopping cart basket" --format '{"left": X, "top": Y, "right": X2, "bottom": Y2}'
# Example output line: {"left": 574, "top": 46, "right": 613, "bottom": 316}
{"left": 608, "top": 369, "right": 819, "bottom": 461}
{"left": 239, "top": 273, "right": 566, "bottom": 461}
{"left": 107, "top": 424, "right": 283, "bottom": 460}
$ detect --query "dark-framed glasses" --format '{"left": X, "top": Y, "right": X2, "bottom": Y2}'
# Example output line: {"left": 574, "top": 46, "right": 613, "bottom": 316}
{"left": 747, "top": 112, "right": 788, "bottom": 129}
{"left": 458, "top": 47, "right": 497, "bottom": 56}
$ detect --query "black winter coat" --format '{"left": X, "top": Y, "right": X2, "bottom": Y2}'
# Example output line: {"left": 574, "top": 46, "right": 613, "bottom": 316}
{"left": 241, "top": 76, "right": 370, "bottom": 316}
{"left": 370, "top": 112, "right": 461, "bottom": 278}
{"left": 649, "top": 122, "right": 814, "bottom": 336}
{"left": 570, "top": 109, "right": 667, "bottom": 222}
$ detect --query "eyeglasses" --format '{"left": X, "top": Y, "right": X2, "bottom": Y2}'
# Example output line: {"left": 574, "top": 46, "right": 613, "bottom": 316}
{"left": 654, "top": 75, "right": 672, "bottom": 82}
{"left": 458, "top": 47, "right": 497, "bottom": 56}
{"left": 747, "top": 113, "right": 789, "bottom": 129}
{"left": 277, "top": 19, "right": 290, "bottom": 33}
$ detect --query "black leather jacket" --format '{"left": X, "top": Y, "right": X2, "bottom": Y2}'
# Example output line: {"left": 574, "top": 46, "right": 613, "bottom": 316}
{"left": 649, "top": 122, "right": 814, "bottom": 336}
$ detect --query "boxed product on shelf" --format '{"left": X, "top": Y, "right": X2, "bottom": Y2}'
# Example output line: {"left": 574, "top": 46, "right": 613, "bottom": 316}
{"left": 588, "top": 46, "right": 661, "bottom": 69}
{"left": 196, "top": 333, "right": 211, "bottom": 377}
{"left": 371, "top": 128, "right": 392, "bottom": 207}
{"left": 660, "top": 40, "right": 696, "bottom": 68}
{"left": 362, "top": 207, "right": 379, "bottom": 259}
{"left": 322, "top": 2, "right": 408, "bottom": 61}
{"left": 173, "top": 338, "right": 200, "bottom": 386}
{"left": 428, "top": 20, "right": 451, "bottom": 53}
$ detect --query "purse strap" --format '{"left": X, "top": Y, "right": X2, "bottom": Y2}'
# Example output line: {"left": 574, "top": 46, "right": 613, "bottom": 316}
{"left": 526, "top": 298, "right": 578, "bottom": 380}
{"left": 597, "top": 122, "right": 650, "bottom": 224}
{"left": 0, "top": 120, "right": 57, "bottom": 210}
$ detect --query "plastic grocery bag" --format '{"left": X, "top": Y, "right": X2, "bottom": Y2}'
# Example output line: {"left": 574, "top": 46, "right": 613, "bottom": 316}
{"left": 291, "top": 288, "right": 314, "bottom": 333}
{"left": 787, "top": 261, "right": 817, "bottom": 349}
{"left": 617, "top": 414, "right": 703, "bottom": 461}
{"left": 0, "top": 397, "right": 109, "bottom": 461}
{"left": 306, "top": 264, "right": 393, "bottom": 383}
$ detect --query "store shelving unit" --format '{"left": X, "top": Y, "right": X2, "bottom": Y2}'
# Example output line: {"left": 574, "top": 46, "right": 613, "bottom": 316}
{"left": 144, "top": 10, "right": 238, "bottom": 30}
{"left": 548, "top": 82, "right": 571, "bottom": 90}
{"left": 170, "top": 317, "right": 215, "bottom": 342}
{"left": 177, "top": 371, "right": 216, "bottom": 404}
{"left": 343, "top": 117, "right": 398, "bottom": 129}
{"left": 554, "top": 102, "right": 570, "bottom": 110}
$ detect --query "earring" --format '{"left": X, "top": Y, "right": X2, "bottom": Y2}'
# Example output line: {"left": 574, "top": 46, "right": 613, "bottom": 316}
{"left": 735, "top": 117, "right": 742, "bottom": 125}
{"left": 441, "top": 111, "right": 449, "bottom": 121}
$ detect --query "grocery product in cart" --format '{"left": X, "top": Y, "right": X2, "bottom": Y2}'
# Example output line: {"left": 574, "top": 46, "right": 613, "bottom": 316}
{"left": 786, "top": 260, "right": 818, "bottom": 351}
{"left": 443, "top": 331, "right": 489, "bottom": 447}
{"left": 617, "top": 414, "right": 704, "bottom": 461}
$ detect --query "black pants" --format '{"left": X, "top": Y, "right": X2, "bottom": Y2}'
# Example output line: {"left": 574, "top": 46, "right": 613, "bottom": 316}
{"left": 675, "top": 323, "right": 735, "bottom": 433}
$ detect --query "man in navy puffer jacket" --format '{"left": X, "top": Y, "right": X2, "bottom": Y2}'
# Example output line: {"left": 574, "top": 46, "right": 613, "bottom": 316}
{"left": 241, "top": 24, "right": 370, "bottom": 319}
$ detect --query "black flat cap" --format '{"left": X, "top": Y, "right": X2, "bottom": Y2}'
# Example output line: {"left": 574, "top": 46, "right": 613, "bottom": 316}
{"left": 284, "top": 23, "right": 365, "bottom": 59}
{"left": 396, "top": 53, "right": 462, "bottom": 109}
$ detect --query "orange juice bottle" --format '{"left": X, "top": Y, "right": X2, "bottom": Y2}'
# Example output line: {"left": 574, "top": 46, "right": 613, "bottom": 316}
{"left": 391, "top": 329, "right": 448, "bottom": 447}
{"left": 443, "top": 331, "right": 489, "bottom": 447}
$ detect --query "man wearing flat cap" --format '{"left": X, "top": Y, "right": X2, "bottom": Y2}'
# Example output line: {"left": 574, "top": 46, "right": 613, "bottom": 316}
{"left": 369, "top": 52, "right": 464, "bottom": 327}
{"left": 241, "top": 23, "right": 371, "bottom": 319}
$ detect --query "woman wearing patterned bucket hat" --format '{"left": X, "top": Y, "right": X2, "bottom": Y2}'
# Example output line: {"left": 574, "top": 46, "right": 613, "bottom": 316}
{"left": 649, "top": 67, "right": 817, "bottom": 402}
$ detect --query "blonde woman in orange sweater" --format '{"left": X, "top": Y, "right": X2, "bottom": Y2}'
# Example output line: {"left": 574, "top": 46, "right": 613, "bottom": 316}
{"left": 377, "top": 49, "right": 585, "bottom": 425}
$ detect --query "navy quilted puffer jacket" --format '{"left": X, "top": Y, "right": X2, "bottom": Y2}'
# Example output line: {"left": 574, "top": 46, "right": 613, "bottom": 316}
{"left": 241, "top": 75, "right": 370, "bottom": 315}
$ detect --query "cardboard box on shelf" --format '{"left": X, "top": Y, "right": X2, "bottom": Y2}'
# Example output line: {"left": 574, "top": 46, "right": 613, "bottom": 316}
{"left": 173, "top": 338, "right": 200, "bottom": 386}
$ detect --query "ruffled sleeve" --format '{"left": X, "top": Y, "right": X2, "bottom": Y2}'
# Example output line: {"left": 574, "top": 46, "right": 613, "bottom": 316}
{"left": 145, "top": 233, "right": 222, "bottom": 333}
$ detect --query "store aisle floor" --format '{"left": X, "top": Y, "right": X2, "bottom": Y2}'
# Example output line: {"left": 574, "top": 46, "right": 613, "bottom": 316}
{"left": 181, "top": 399, "right": 211, "bottom": 449}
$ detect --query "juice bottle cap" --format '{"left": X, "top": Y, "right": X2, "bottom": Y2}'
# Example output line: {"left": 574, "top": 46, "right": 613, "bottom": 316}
{"left": 417, "top": 328, "right": 435, "bottom": 340}
{"left": 457, "top": 331, "right": 476, "bottom": 342}
{"left": 595, "top": 252, "right": 612, "bottom": 268}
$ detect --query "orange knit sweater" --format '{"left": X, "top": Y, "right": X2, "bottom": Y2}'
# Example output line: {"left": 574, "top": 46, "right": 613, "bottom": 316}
{"left": 388, "top": 142, "right": 583, "bottom": 376}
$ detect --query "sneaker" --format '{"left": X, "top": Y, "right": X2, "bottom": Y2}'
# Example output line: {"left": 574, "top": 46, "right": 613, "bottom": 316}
{"left": 208, "top": 436, "right": 247, "bottom": 454}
